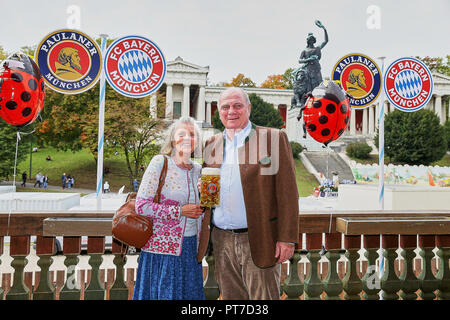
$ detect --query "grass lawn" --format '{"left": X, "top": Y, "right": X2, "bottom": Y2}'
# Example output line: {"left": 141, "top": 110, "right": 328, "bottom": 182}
{"left": 17, "top": 147, "right": 136, "bottom": 192}
{"left": 295, "top": 159, "right": 318, "bottom": 197}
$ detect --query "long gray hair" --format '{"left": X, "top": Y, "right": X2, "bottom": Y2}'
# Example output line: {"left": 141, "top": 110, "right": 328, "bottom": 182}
{"left": 160, "top": 116, "right": 202, "bottom": 158}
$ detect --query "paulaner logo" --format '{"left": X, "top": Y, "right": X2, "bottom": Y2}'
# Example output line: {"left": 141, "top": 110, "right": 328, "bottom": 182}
{"left": 36, "top": 29, "right": 102, "bottom": 94}
{"left": 331, "top": 53, "right": 382, "bottom": 109}
{"left": 104, "top": 35, "right": 166, "bottom": 98}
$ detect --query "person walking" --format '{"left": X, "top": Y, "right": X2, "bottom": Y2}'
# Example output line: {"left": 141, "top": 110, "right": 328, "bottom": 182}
{"left": 103, "top": 181, "right": 110, "bottom": 193}
{"left": 133, "top": 179, "right": 139, "bottom": 193}
{"left": 61, "top": 173, "right": 67, "bottom": 189}
{"left": 199, "top": 87, "right": 299, "bottom": 300}
{"left": 39, "top": 174, "right": 44, "bottom": 188}
{"left": 67, "top": 175, "right": 72, "bottom": 189}
{"left": 34, "top": 172, "right": 42, "bottom": 188}
{"left": 21, "top": 172, "right": 27, "bottom": 187}
{"left": 133, "top": 117, "right": 205, "bottom": 300}
{"left": 43, "top": 175, "right": 48, "bottom": 189}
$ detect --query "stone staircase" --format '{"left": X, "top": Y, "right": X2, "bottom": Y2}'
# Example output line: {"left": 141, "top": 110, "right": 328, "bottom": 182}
{"left": 302, "top": 151, "right": 355, "bottom": 181}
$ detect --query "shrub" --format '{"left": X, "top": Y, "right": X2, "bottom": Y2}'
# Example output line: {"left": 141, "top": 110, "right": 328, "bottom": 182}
{"left": 290, "top": 141, "right": 304, "bottom": 159}
{"left": 444, "top": 120, "right": 450, "bottom": 151}
{"left": 346, "top": 142, "right": 372, "bottom": 159}
{"left": 374, "top": 109, "right": 446, "bottom": 165}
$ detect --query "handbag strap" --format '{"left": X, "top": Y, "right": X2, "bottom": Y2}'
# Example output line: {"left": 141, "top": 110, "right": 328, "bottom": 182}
{"left": 153, "top": 155, "right": 168, "bottom": 204}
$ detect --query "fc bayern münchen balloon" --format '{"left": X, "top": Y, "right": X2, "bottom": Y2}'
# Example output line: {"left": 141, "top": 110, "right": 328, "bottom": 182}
{"left": 303, "top": 80, "right": 351, "bottom": 146}
{"left": 0, "top": 52, "right": 45, "bottom": 127}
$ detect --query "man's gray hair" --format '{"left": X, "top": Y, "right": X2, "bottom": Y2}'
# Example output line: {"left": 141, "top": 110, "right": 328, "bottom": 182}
{"left": 160, "top": 116, "right": 202, "bottom": 158}
{"left": 218, "top": 87, "right": 251, "bottom": 106}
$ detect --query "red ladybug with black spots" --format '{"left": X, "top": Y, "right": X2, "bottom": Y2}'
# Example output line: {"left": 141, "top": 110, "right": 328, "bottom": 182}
{"left": 0, "top": 52, "right": 45, "bottom": 127}
{"left": 303, "top": 80, "right": 351, "bottom": 146}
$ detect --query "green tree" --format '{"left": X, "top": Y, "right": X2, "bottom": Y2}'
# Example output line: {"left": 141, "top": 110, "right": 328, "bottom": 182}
{"left": 224, "top": 73, "right": 256, "bottom": 87}
{"left": 103, "top": 92, "right": 166, "bottom": 180}
{"left": 374, "top": 109, "right": 447, "bottom": 165}
{"left": 212, "top": 93, "right": 284, "bottom": 131}
{"left": 0, "top": 120, "right": 31, "bottom": 181}
{"left": 0, "top": 45, "right": 8, "bottom": 60}
{"left": 417, "top": 55, "right": 450, "bottom": 76}
{"left": 444, "top": 120, "right": 450, "bottom": 151}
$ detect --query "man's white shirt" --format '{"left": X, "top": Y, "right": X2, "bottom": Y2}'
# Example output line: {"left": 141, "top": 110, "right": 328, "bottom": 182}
{"left": 212, "top": 121, "right": 252, "bottom": 230}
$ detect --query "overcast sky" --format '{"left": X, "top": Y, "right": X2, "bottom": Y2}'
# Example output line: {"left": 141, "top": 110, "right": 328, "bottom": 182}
{"left": 1, "top": 0, "right": 449, "bottom": 85}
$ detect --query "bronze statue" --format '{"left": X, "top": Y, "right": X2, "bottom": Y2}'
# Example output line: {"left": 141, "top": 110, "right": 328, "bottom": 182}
{"left": 298, "top": 20, "right": 328, "bottom": 90}
{"left": 290, "top": 20, "right": 329, "bottom": 121}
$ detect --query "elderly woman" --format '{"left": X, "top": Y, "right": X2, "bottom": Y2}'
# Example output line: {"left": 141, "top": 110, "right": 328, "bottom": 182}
{"left": 133, "top": 116, "right": 205, "bottom": 300}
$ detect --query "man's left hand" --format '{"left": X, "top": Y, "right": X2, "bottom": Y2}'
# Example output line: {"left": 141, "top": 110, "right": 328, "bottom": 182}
{"left": 275, "top": 241, "right": 295, "bottom": 263}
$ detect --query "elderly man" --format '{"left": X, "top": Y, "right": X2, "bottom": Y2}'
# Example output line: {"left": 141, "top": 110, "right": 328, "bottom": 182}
{"left": 198, "top": 87, "right": 299, "bottom": 300}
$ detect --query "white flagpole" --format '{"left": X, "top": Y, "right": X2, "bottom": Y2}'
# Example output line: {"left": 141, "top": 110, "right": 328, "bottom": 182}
{"left": 377, "top": 56, "right": 386, "bottom": 210}
{"left": 96, "top": 34, "right": 108, "bottom": 210}
{"left": 377, "top": 56, "right": 386, "bottom": 300}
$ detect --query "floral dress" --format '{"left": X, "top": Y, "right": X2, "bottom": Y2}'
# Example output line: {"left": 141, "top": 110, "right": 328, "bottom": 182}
{"left": 132, "top": 155, "right": 205, "bottom": 300}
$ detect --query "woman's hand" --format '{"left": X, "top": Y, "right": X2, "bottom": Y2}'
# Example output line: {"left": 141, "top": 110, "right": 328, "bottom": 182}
{"left": 181, "top": 204, "right": 203, "bottom": 219}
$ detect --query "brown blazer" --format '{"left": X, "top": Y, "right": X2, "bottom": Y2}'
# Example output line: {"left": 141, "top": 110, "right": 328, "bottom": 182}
{"left": 197, "top": 124, "right": 299, "bottom": 268}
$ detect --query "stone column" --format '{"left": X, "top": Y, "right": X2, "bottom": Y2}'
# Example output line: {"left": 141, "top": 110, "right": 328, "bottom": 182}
{"left": 350, "top": 107, "right": 356, "bottom": 136}
{"left": 206, "top": 101, "right": 212, "bottom": 124}
{"left": 362, "top": 108, "right": 368, "bottom": 135}
{"left": 183, "top": 84, "right": 190, "bottom": 118}
{"left": 149, "top": 93, "right": 157, "bottom": 119}
{"left": 426, "top": 97, "right": 434, "bottom": 111}
{"left": 435, "top": 95, "right": 444, "bottom": 125}
{"left": 197, "top": 85, "right": 206, "bottom": 122}
{"left": 166, "top": 83, "right": 173, "bottom": 120}
{"left": 369, "top": 105, "right": 375, "bottom": 135}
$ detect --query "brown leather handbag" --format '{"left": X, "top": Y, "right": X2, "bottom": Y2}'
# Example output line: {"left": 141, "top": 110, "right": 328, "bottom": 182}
{"left": 112, "top": 156, "right": 168, "bottom": 248}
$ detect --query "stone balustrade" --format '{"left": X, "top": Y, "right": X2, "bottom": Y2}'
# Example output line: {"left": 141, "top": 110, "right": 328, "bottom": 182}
{"left": 1, "top": 210, "right": 450, "bottom": 300}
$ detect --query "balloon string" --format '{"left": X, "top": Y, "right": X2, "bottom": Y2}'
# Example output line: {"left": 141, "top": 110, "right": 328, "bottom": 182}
{"left": 7, "top": 129, "right": 35, "bottom": 236}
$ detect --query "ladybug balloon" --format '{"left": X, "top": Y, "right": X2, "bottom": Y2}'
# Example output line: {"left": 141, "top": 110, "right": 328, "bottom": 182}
{"left": 302, "top": 80, "right": 351, "bottom": 146}
{"left": 0, "top": 52, "right": 45, "bottom": 127}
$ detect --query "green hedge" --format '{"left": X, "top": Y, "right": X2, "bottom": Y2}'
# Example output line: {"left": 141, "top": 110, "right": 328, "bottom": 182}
{"left": 290, "top": 141, "right": 304, "bottom": 159}
{"left": 346, "top": 142, "right": 372, "bottom": 159}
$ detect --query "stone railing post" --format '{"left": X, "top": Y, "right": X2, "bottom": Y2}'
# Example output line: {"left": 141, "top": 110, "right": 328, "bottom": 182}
{"left": 435, "top": 235, "right": 450, "bottom": 300}
{"left": 304, "top": 233, "right": 323, "bottom": 300}
{"left": 109, "top": 240, "right": 129, "bottom": 300}
{"left": 282, "top": 248, "right": 303, "bottom": 300}
{"left": 5, "top": 236, "right": 30, "bottom": 300}
{"left": 380, "top": 235, "right": 401, "bottom": 300}
{"left": 398, "top": 235, "right": 419, "bottom": 300}
{"left": 33, "top": 236, "right": 56, "bottom": 300}
{"left": 361, "top": 235, "right": 381, "bottom": 300}
{"left": 59, "top": 237, "right": 82, "bottom": 300}
{"left": 342, "top": 235, "right": 362, "bottom": 300}
{"left": 203, "top": 249, "right": 220, "bottom": 300}
{"left": 323, "top": 233, "right": 343, "bottom": 300}
{"left": 84, "top": 236, "right": 106, "bottom": 300}
{"left": 418, "top": 235, "right": 438, "bottom": 300}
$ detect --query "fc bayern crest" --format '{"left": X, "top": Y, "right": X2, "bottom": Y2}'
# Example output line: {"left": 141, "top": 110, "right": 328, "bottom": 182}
{"left": 104, "top": 35, "right": 166, "bottom": 98}
{"left": 384, "top": 57, "right": 433, "bottom": 112}
{"left": 35, "top": 29, "right": 102, "bottom": 94}
{"left": 331, "top": 53, "right": 382, "bottom": 109}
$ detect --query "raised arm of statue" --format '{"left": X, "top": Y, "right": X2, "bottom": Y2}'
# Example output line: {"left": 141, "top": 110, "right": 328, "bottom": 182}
{"left": 315, "top": 20, "right": 328, "bottom": 49}
{"left": 319, "top": 27, "right": 328, "bottom": 49}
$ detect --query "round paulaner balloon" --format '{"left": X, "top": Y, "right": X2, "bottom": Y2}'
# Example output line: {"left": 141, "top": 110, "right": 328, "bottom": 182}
{"left": 303, "top": 80, "right": 351, "bottom": 146}
{"left": 0, "top": 52, "right": 45, "bottom": 127}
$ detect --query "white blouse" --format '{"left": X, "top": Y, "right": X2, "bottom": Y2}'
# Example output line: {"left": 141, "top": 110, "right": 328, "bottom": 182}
{"left": 137, "top": 154, "right": 201, "bottom": 237}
